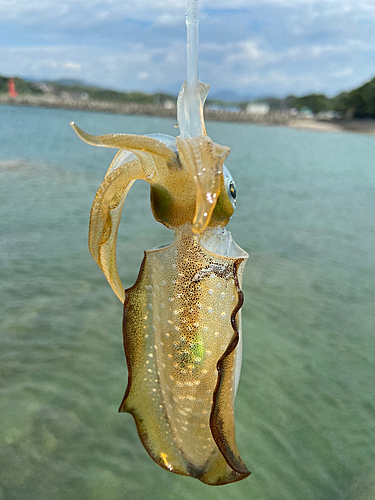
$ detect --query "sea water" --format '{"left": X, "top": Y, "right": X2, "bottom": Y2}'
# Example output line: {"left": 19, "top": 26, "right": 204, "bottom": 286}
{"left": 1, "top": 104, "right": 375, "bottom": 500}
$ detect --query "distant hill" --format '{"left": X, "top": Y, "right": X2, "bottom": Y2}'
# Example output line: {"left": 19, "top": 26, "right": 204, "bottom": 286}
{"left": 341, "top": 77, "right": 375, "bottom": 118}
{"left": 50, "top": 78, "right": 90, "bottom": 87}
{"left": 2, "top": 73, "right": 375, "bottom": 118}
{"left": 209, "top": 89, "right": 255, "bottom": 103}
{"left": 0, "top": 74, "right": 176, "bottom": 106}
{"left": 250, "top": 78, "right": 375, "bottom": 118}
{"left": 235, "top": 78, "right": 375, "bottom": 119}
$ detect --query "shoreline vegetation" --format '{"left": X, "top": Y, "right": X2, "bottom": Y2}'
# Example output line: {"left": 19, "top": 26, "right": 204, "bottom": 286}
{"left": 1, "top": 74, "right": 375, "bottom": 135}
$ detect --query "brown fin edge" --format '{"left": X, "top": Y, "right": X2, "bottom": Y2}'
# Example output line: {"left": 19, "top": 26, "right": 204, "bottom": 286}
{"left": 209, "top": 258, "right": 251, "bottom": 480}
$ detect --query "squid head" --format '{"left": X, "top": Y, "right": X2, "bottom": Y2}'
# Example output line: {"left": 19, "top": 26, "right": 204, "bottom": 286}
{"left": 71, "top": 81, "right": 250, "bottom": 485}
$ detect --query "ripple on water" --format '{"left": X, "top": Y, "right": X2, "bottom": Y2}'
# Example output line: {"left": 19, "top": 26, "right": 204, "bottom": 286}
{"left": 1, "top": 108, "right": 375, "bottom": 499}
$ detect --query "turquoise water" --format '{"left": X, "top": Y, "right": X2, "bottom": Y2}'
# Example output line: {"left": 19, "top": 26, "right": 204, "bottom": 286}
{"left": 1, "top": 104, "right": 375, "bottom": 499}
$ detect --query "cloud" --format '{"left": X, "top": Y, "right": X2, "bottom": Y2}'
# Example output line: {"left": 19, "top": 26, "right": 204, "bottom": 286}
{"left": 1, "top": 0, "right": 375, "bottom": 97}
{"left": 155, "top": 13, "right": 181, "bottom": 26}
{"left": 63, "top": 62, "right": 82, "bottom": 71}
{"left": 332, "top": 67, "right": 353, "bottom": 78}
{"left": 2, "top": 0, "right": 374, "bottom": 26}
{"left": 0, "top": 43, "right": 186, "bottom": 92}
{"left": 137, "top": 71, "right": 149, "bottom": 81}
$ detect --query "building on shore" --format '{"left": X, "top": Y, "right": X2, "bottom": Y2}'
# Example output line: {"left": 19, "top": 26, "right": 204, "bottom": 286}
{"left": 246, "top": 102, "right": 270, "bottom": 115}
{"left": 299, "top": 107, "right": 314, "bottom": 119}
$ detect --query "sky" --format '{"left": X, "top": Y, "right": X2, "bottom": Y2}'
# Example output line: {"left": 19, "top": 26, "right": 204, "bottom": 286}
{"left": 1, "top": 0, "right": 375, "bottom": 99}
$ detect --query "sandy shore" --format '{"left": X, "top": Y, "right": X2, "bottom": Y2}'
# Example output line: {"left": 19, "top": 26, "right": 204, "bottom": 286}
{"left": 289, "top": 119, "right": 343, "bottom": 133}
{"left": 1, "top": 94, "right": 375, "bottom": 136}
{"left": 290, "top": 118, "right": 375, "bottom": 135}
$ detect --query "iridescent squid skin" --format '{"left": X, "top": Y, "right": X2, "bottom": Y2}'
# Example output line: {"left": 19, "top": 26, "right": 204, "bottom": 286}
{"left": 71, "top": 82, "right": 250, "bottom": 485}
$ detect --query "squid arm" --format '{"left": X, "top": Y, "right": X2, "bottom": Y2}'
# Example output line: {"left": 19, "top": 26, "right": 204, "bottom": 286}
{"left": 71, "top": 0, "right": 250, "bottom": 486}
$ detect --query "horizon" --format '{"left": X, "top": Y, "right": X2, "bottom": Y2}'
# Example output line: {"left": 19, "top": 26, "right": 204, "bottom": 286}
{"left": 1, "top": 1, "right": 375, "bottom": 100}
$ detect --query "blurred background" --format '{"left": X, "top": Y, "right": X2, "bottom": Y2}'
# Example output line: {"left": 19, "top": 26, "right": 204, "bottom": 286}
{"left": 1, "top": 1, "right": 375, "bottom": 499}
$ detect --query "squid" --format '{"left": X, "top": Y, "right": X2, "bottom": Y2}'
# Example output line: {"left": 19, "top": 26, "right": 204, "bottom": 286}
{"left": 71, "top": 0, "right": 250, "bottom": 486}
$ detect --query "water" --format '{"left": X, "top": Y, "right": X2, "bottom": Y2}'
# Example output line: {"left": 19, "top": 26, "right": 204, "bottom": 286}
{"left": 1, "top": 104, "right": 375, "bottom": 499}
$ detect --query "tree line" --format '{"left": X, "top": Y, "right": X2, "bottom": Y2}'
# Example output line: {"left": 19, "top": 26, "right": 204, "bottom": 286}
{"left": 251, "top": 77, "right": 375, "bottom": 118}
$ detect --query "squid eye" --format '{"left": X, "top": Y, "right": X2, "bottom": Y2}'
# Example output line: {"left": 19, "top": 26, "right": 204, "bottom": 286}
{"left": 229, "top": 180, "right": 236, "bottom": 203}
{"left": 223, "top": 164, "right": 236, "bottom": 210}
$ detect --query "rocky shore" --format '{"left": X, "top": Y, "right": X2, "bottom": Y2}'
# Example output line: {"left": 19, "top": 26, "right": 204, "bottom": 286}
{"left": 1, "top": 94, "right": 375, "bottom": 135}
{"left": 0, "top": 93, "right": 290, "bottom": 125}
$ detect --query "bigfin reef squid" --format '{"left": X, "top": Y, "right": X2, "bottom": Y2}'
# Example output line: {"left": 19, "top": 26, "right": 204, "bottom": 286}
{"left": 71, "top": 0, "right": 250, "bottom": 486}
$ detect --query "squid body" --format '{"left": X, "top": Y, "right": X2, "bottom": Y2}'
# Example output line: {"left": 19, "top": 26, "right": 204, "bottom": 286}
{"left": 71, "top": 81, "right": 250, "bottom": 485}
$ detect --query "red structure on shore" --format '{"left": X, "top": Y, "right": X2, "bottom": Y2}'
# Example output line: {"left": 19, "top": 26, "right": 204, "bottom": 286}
{"left": 8, "top": 78, "right": 18, "bottom": 98}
